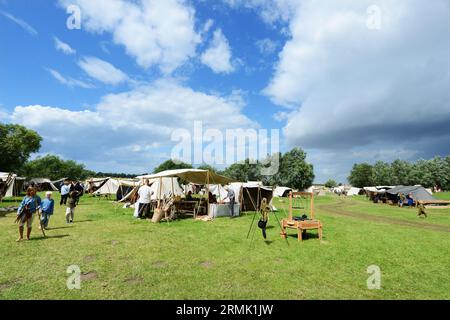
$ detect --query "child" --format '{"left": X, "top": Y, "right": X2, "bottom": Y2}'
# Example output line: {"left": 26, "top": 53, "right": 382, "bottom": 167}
{"left": 66, "top": 191, "right": 79, "bottom": 223}
{"left": 16, "top": 187, "right": 41, "bottom": 241}
{"left": 40, "top": 191, "right": 55, "bottom": 230}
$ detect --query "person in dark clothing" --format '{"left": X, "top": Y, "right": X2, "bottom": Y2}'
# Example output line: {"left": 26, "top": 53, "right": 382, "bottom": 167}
{"left": 185, "top": 191, "right": 194, "bottom": 201}
{"left": 74, "top": 181, "right": 84, "bottom": 205}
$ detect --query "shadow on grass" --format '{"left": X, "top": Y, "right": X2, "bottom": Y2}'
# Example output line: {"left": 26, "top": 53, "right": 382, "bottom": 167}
{"left": 46, "top": 226, "right": 74, "bottom": 230}
{"left": 73, "top": 219, "right": 93, "bottom": 223}
{"left": 29, "top": 234, "right": 70, "bottom": 241}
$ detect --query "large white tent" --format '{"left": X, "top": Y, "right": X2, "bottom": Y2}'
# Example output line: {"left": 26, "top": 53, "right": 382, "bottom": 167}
{"left": 138, "top": 169, "right": 234, "bottom": 185}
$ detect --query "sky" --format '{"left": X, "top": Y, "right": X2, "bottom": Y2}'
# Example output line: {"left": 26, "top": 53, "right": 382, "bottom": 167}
{"left": 0, "top": 0, "right": 449, "bottom": 183}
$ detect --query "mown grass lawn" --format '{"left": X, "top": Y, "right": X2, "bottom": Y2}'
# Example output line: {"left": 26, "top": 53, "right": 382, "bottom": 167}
{"left": 0, "top": 193, "right": 449, "bottom": 300}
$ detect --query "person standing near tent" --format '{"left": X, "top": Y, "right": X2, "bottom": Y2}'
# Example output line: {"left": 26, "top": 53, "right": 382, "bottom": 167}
{"left": 74, "top": 181, "right": 84, "bottom": 205}
{"left": 40, "top": 192, "right": 54, "bottom": 230}
{"left": 60, "top": 181, "right": 70, "bottom": 206}
{"left": 65, "top": 190, "right": 79, "bottom": 223}
{"left": 137, "top": 179, "right": 154, "bottom": 219}
{"left": 224, "top": 187, "right": 236, "bottom": 218}
{"left": 15, "top": 187, "right": 41, "bottom": 242}
{"left": 398, "top": 193, "right": 406, "bottom": 208}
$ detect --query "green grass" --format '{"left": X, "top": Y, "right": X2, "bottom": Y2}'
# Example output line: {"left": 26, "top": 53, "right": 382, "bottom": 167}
{"left": 0, "top": 193, "right": 449, "bottom": 300}
{"left": 434, "top": 192, "right": 450, "bottom": 200}
{"left": 342, "top": 197, "right": 450, "bottom": 226}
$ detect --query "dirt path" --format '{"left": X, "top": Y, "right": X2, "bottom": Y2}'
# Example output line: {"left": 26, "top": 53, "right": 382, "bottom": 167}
{"left": 318, "top": 200, "right": 450, "bottom": 234}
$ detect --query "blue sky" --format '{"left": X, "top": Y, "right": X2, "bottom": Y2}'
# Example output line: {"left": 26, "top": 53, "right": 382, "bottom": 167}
{"left": 1, "top": 0, "right": 449, "bottom": 183}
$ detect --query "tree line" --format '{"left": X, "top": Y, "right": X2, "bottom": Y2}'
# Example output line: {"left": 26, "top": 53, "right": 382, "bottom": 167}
{"left": 1, "top": 123, "right": 315, "bottom": 190}
{"left": 348, "top": 157, "right": 450, "bottom": 190}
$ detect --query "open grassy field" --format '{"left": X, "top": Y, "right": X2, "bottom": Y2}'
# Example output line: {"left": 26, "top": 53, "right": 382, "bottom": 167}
{"left": 1, "top": 193, "right": 449, "bottom": 300}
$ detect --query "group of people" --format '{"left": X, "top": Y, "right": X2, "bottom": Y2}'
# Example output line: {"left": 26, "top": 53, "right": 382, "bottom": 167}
{"left": 15, "top": 180, "right": 84, "bottom": 242}
{"left": 398, "top": 193, "right": 415, "bottom": 207}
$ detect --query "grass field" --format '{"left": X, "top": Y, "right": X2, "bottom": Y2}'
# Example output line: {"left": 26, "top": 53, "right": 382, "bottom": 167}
{"left": 1, "top": 193, "right": 449, "bottom": 300}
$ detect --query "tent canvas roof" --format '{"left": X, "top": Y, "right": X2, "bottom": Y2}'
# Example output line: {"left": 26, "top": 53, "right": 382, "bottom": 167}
{"left": 387, "top": 186, "right": 435, "bottom": 201}
{"left": 137, "top": 169, "right": 234, "bottom": 185}
{"left": 274, "top": 186, "right": 292, "bottom": 197}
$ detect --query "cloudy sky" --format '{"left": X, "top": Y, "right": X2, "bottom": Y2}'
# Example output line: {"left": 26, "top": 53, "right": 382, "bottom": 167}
{"left": 1, "top": 0, "right": 449, "bottom": 182}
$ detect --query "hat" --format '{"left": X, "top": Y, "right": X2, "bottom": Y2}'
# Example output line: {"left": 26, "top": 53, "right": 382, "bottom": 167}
{"left": 45, "top": 191, "right": 53, "bottom": 196}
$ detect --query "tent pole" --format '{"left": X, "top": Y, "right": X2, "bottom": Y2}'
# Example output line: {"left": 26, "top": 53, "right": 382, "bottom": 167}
{"left": 257, "top": 186, "right": 260, "bottom": 212}
{"left": 158, "top": 177, "right": 162, "bottom": 208}
{"left": 206, "top": 171, "right": 210, "bottom": 217}
{"left": 289, "top": 191, "right": 293, "bottom": 220}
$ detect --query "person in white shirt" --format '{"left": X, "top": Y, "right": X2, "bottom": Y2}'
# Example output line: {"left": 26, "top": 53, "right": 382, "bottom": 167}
{"left": 60, "top": 181, "right": 71, "bottom": 206}
{"left": 137, "top": 179, "right": 154, "bottom": 219}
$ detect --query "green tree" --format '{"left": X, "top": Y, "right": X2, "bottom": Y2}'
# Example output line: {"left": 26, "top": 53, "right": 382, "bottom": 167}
{"left": 372, "top": 161, "right": 392, "bottom": 186}
{"left": 0, "top": 123, "right": 42, "bottom": 172}
{"left": 324, "top": 179, "right": 338, "bottom": 188}
{"left": 20, "top": 155, "right": 94, "bottom": 180}
{"left": 271, "top": 148, "right": 315, "bottom": 190}
{"left": 197, "top": 164, "right": 218, "bottom": 173}
{"left": 153, "top": 160, "right": 193, "bottom": 173}
{"left": 390, "top": 159, "right": 411, "bottom": 185}
{"left": 222, "top": 159, "right": 263, "bottom": 182}
{"left": 348, "top": 163, "right": 373, "bottom": 188}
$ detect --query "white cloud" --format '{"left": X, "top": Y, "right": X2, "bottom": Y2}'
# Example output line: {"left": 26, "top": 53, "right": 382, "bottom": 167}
{"left": 47, "top": 68, "right": 94, "bottom": 89}
{"left": 9, "top": 79, "right": 256, "bottom": 172}
{"left": 264, "top": 0, "right": 450, "bottom": 152}
{"left": 0, "top": 10, "right": 38, "bottom": 36}
{"left": 54, "top": 36, "right": 76, "bottom": 55}
{"left": 78, "top": 56, "right": 128, "bottom": 85}
{"left": 256, "top": 38, "right": 278, "bottom": 55}
{"left": 223, "top": 0, "right": 299, "bottom": 25}
{"left": 58, "top": 0, "right": 200, "bottom": 74}
{"left": 201, "top": 29, "right": 234, "bottom": 74}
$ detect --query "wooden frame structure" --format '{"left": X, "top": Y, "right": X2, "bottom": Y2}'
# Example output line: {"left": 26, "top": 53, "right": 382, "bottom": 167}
{"left": 280, "top": 191, "right": 323, "bottom": 242}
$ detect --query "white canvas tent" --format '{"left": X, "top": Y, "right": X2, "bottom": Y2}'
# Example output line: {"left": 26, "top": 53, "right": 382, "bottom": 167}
{"left": 230, "top": 182, "right": 274, "bottom": 211}
{"left": 347, "top": 187, "right": 362, "bottom": 196}
{"left": 85, "top": 178, "right": 110, "bottom": 193}
{"left": 138, "top": 169, "right": 234, "bottom": 185}
{"left": 274, "top": 186, "right": 292, "bottom": 197}
{"left": 119, "top": 177, "right": 184, "bottom": 202}
{"left": 0, "top": 172, "right": 25, "bottom": 198}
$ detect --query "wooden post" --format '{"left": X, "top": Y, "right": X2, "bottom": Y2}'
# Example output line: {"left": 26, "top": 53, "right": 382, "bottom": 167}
{"left": 311, "top": 192, "right": 315, "bottom": 220}
{"left": 288, "top": 191, "right": 293, "bottom": 220}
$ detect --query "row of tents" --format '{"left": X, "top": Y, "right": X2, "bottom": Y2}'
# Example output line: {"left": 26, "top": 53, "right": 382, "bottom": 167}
{"left": 362, "top": 185, "right": 436, "bottom": 203}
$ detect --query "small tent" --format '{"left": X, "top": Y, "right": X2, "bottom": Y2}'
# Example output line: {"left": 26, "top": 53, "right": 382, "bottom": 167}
{"left": 0, "top": 172, "right": 25, "bottom": 198}
{"left": 274, "top": 186, "right": 292, "bottom": 197}
{"left": 85, "top": 178, "right": 110, "bottom": 193}
{"left": 28, "top": 178, "right": 58, "bottom": 191}
{"left": 347, "top": 187, "right": 362, "bottom": 196}
{"left": 231, "top": 182, "right": 274, "bottom": 212}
